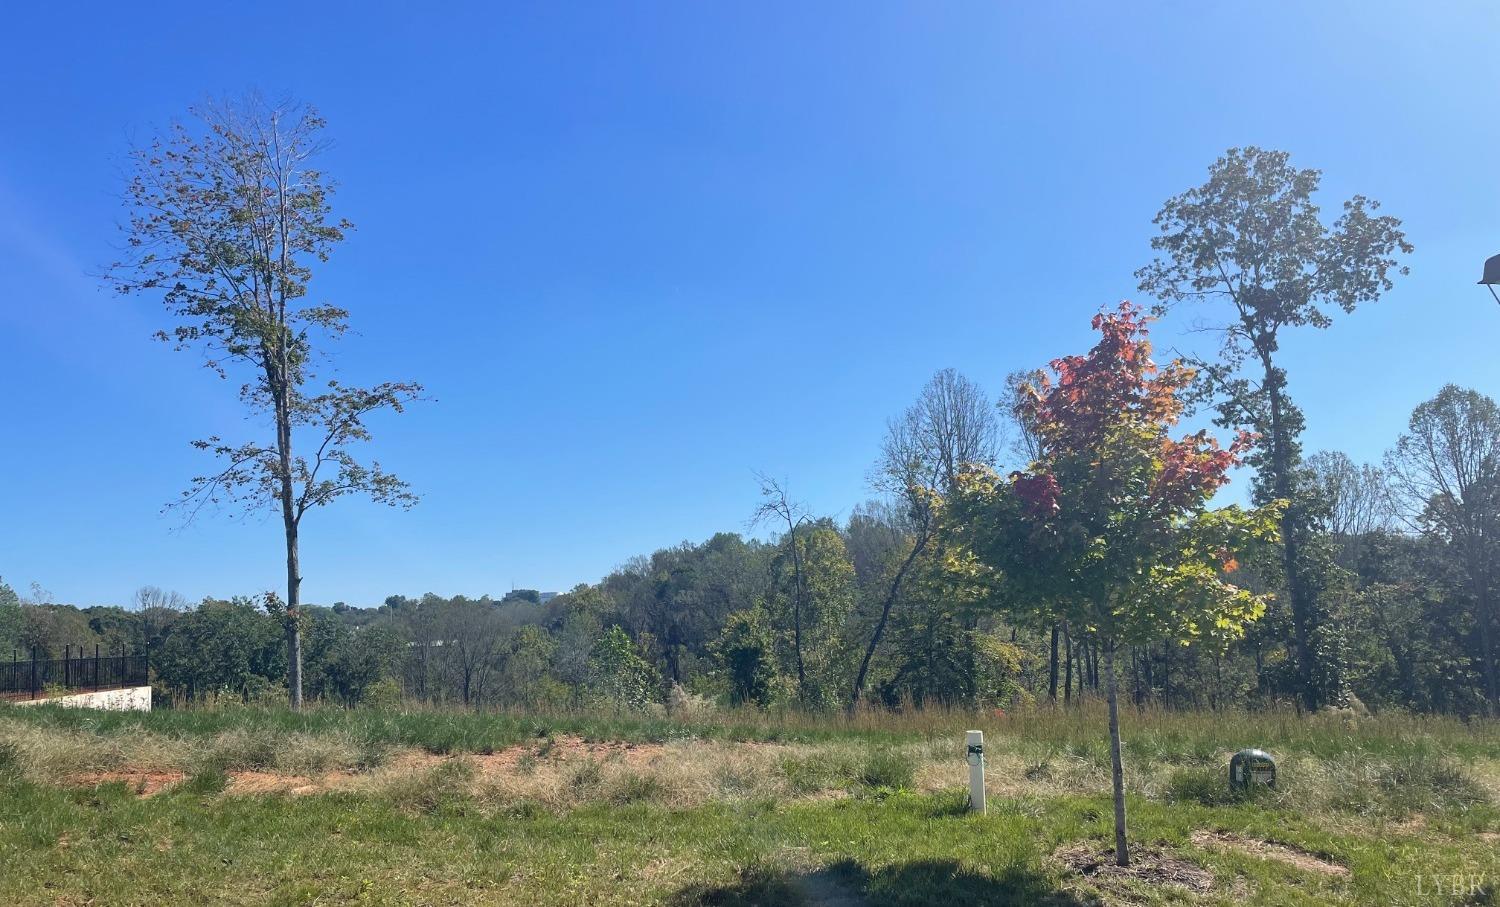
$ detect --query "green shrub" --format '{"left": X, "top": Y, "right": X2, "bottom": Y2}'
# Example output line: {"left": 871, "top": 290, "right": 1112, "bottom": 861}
{"left": 362, "top": 678, "right": 403, "bottom": 710}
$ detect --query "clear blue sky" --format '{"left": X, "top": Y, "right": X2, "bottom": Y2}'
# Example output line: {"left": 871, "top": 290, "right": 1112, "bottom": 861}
{"left": 3, "top": 2, "right": 1498, "bottom": 607}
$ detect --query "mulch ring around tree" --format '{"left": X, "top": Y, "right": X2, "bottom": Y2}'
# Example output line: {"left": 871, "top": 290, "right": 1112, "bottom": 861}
{"left": 1053, "top": 842, "right": 1215, "bottom": 893}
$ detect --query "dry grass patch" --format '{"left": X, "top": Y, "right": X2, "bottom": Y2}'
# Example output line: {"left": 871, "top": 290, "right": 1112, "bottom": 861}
{"left": 144, "top": 735, "right": 939, "bottom": 809}
{"left": 63, "top": 769, "right": 185, "bottom": 796}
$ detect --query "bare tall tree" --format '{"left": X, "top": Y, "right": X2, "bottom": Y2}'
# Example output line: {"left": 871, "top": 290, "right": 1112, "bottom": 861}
{"left": 848, "top": 369, "right": 998, "bottom": 712}
{"left": 1385, "top": 385, "right": 1500, "bottom": 709}
{"left": 752, "top": 474, "right": 812, "bottom": 703}
{"left": 1307, "top": 451, "right": 1393, "bottom": 539}
{"left": 132, "top": 586, "right": 189, "bottom": 658}
{"left": 1306, "top": 450, "right": 1393, "bottom": 568}
{"left": 909, "top": 369, "right": 1000, "bottom": 491}
{"left": 440, "top": 598, "right": 508, "bottom": 707}
{"left": 1000, "top": 368, "right": 1045, "bottom": 469}
{"left": 108, "top": 97, "right": 422, "bottom": 709}
{"left": 132, "top": 586, "right": 189, "bottom": 613}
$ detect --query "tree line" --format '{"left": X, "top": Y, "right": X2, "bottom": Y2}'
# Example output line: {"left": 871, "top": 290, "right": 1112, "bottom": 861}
{"left": 11, "top": 96, "right": 1497, "bottom": 729}
{"left": 6, "top": 367, "right": 1498, "bottom": 718}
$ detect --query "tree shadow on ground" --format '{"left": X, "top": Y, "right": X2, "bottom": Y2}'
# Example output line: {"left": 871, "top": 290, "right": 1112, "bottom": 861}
{"left": 669, "top": 857, "right": 1096, "bottom": 907}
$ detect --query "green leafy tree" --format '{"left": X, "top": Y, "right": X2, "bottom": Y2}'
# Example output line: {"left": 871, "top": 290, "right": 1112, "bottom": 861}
{"left": 587, "top": 625, "right": 659, "bottom": 712}
{"left": 0, "top": 578, "right": 20, "bottom": 653}
{"left": 107, "top": 97, "right": 422, "bottom": 709}
{"left": 327, "top": 624, "right": 404, "bottom": 706}
{"left": 302, "top": 613, "right": 403, "bottom": 706}
{"left": 952, "top": 304, "right": 1279, "bottom": 866}
{"left": 712, "top": 608, "right": 776, "bottom": 706}
{"left": 607, "top": 533, "right": 769, "bottom": 685}
{"left": 497, "top": 625, "right": 559, "bottom": 709}
{"left": 1136, "top": 147, "right": 1410, "bottom": 711}
{"left": 1385, "top": 385, "right": 1500, "bottom": 710}
{"left": 154, "top": 596, "right": 285, "bottom": 703}
{"left": 875, "top": 541, "right": 1007, "bottom": 708}
{"left": 764, "top": 522, "right": 856, "bottom": 709}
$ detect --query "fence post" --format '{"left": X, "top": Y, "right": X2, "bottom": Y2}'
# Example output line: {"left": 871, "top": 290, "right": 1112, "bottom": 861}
{"left": 30, "top": 648, "right": 38, "bottom": 700}
{"left": 95, "top": 644, "right": 101, "bottom": 691}
{"left": 966, "top": 730, "right": 986, "bottom": 814}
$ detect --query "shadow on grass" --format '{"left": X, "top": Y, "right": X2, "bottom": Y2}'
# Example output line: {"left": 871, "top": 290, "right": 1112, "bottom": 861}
{"left": 670, "top": 857, "right": 1093, "bottom": 906}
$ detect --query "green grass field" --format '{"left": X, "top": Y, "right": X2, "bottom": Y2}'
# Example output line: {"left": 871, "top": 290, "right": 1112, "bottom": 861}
{"left": 2, "top": 703, "right": 1497, "bottom": 905}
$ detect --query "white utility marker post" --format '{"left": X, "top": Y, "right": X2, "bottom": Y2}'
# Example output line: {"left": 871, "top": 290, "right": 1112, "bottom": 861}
{"left": 966, "top": 730, "right": 986, "bottom": 814}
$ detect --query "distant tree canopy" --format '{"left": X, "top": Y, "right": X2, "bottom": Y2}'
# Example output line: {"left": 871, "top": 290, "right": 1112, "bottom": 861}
{"left": 18, "top": 145, "right": 1489, "bottom": 725}
{"left": 12, "top": 369, "right": 1496, "bottom": 721}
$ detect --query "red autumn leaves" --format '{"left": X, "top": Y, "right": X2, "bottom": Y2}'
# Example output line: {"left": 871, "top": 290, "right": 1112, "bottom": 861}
{"left": 1012, "top": 302, "right": 1253, "bottom": 524}
{"left": 1013, "top": 472, "right": 1062, "bottom": 518}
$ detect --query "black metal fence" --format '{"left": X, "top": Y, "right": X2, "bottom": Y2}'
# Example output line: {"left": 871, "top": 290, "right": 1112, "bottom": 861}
{"left": 1, "top": 648, "right": 148, "bottom": 700}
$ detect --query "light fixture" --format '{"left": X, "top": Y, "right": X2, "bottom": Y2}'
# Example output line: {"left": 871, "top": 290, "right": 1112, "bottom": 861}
{"left": 1479, "top": 254, "right": 1500, "bottom": 305}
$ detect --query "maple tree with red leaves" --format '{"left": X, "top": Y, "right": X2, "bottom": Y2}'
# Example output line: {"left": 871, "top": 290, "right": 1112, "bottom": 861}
{"left": 950, "top": 302, "right": 1280, "bottom": 867}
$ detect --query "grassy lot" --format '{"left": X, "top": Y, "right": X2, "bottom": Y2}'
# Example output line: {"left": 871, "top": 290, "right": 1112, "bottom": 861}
{"left": 1, "top": 703, "right": 1497, "bottom": 905}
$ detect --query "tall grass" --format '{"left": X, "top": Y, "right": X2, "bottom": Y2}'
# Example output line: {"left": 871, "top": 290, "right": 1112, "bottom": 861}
{"left": 7, "top": 698, "right": 1498, "bottom": 755}
{"left": 3, "top": 700, "right": 1497, "bottom": 906}
{"left": 4, "top": 699, "right": 1497, "bottom": 810}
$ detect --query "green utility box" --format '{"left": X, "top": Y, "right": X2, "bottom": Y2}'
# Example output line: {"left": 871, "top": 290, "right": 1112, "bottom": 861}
{"left": 1229, "top": 749, "right": 1276, "bottom": 790}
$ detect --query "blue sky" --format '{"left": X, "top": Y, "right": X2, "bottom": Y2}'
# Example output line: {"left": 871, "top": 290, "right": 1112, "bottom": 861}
{"left": 3, "top": 2, "right": 1499, "bottom": 607}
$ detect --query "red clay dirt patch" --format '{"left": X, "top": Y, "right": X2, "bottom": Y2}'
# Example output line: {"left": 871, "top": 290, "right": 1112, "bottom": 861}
{"left": 1054, "top": 842, "right": 1215, "bottom": 893}
{"left": 60, "top": 736, "right": 718, "bottom": 798}
{"left": 65, "top": 770, "right": 185, "bottom": 796}
{"left": 218, "top": 735, "right": 681, "bottom": 796}
{"left": 1189, "top": 830, "right": 1350, "bottom": 878}
{"left": 471, "top": 735, "right": 672, "bottom": 770}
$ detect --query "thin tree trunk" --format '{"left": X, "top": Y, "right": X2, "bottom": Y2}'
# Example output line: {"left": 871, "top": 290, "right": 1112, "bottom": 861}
{"left": 1063, "top": 623, "right": 1074, "bottom": 707}
{"left": 787, "top": 524, "right": 808, "bottom": 704}
{"left": 850, "top": 528, "right": 930, "bottom": 714}
{"left": 1161, "top": 640, "right": 1171, "bottom": 709}
{"left": 284, "top": 525, "right": 302, "bottom": 710}
{"left": 1105, "top": 642, "right": 1129, "bottom": 866}
{"left": 962, "top": 613, "right": 981, "bottom": 707}
{"left": 1131, "top": 648, "right": 1145, "bottom": 707}
{"left": 1259, "top": 351, "right": 1319, "bottom": 711}
{"left": 1212, "top": 653, "right": 1223, "bottom": 711}
{"left": 1477, "top": 578, "right": 1497, "bottom": 712}
{"left": 271, "top": 136, "right": 303, "bottom": 712}
{"left": 1048, "top": 623, "right": 1060, "bottom": 704}
{"left": 276, "top": 383, "right": 303, "bottom": 711}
